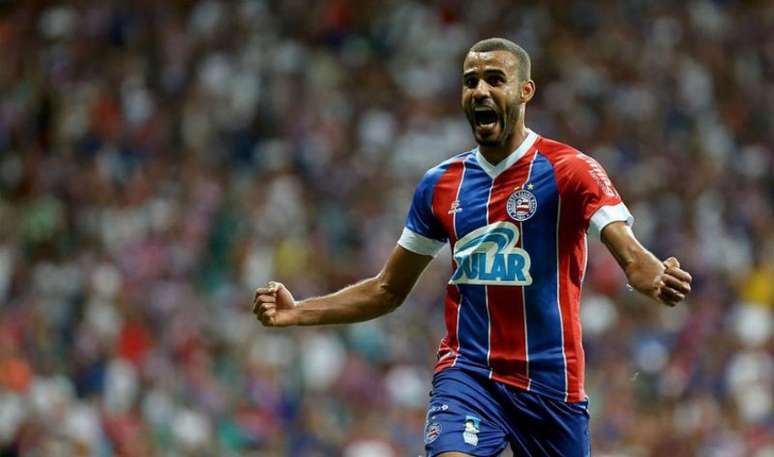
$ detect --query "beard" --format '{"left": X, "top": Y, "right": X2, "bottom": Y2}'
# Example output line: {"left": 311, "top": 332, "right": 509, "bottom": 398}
{"left": 466, "top": 100, "right": 521, "bottom": 148}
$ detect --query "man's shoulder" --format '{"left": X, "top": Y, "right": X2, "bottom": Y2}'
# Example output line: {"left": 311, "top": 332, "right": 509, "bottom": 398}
{"left": 535, "top": 135, "right": 598, "bottom": 172}
{"left": 420, "top": 149, "right": 475, "bottom": 182}
{"left": 535, "top": 135, "right": 581, "bottom": 161}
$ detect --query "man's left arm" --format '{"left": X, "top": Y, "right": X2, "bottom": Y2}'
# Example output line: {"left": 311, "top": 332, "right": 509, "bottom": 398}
{"left": 600, "top": 221, "right": 692, "bottom": 306}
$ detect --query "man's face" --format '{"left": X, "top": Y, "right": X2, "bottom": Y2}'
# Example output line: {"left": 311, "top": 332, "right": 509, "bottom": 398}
{"left": 461, "top": 50, "right": 526, "bottom": 148}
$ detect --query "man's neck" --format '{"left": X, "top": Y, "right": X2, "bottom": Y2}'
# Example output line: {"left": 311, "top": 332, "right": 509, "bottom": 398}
{"left": 478, "top": 125, "right": 528, "bottom": 166}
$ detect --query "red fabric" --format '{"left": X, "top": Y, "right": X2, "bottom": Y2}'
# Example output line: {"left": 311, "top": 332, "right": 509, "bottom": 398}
{"left": 485, "top": 148, "right": 537, "bottom": 389}
{"left": 431, "top": 158, "right": 466, "bottom": 372}
{"left": 538, "top": 136, "right": 624, "bottom": 402}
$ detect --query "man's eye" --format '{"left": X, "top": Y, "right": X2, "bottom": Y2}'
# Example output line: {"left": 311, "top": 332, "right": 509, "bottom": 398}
{"left": 487, "top": 76, "right": 504, "bottom": 86}
{"left": 464, "top": 78, "right": 477, "bottom": 88}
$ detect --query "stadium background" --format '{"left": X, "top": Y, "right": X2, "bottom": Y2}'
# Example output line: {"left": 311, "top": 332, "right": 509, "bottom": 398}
{"left": 0, "top": 1, "right": 771, "bottom": 456}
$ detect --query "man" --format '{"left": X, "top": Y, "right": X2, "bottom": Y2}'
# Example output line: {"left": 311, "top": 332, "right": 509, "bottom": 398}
{"left": 253, "top": 38, "right": 692, "bottom": 456}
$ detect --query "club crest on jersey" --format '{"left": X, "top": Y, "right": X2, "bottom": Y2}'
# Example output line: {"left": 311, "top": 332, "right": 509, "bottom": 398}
{"left": 506, "top": 188, "right": 537, "bottom": 221}
{"left": 450, "top": 221, "right": 533, "bottom": 286}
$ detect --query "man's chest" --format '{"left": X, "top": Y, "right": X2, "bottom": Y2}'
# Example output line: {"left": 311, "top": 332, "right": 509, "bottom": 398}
{"left": 437, "top": 159, "right": 561, "bottom": 242}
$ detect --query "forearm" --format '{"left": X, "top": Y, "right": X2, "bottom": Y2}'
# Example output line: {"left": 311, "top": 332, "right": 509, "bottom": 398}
{"left": 290, "top": 275, "right": 403, "bottom": 326}
{"left": 254, "top": 245, "right": 432, "bottom": 327}
{"left": 614, "top": 241, "right": 664, "bottom": 297}
{"left": 601, "top": 223, "right": 664, "bottom": 298}
{"left": 601, "top": 221, "right": 692, "bottom": 306}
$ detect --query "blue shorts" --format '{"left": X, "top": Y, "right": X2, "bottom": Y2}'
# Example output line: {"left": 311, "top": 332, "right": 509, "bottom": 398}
{"left": 424, "top": 367, "right": 590, "bottom": 457}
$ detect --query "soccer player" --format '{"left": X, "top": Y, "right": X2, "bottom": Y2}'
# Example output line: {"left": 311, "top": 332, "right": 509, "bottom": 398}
{"left": 253, "top": 38, "right": 692, "bottom": 457}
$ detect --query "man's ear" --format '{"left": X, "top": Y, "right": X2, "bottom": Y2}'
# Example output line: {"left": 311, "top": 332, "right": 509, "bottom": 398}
{"left": 521, "top": 80, "right": 535, "bottom": 103}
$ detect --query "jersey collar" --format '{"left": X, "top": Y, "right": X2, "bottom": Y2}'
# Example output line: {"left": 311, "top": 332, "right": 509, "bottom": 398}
{"left": 475, "top": 129, "right": 538, "bottom": 180}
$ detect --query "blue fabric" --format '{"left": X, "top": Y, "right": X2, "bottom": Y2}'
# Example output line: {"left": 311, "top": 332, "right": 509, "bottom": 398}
{"left": 521, "top": 152, "right": 567, "bottom": 399}
{"left": 405, "top": 163, "right": 448, "bottom": 242}
{"left": 405, "top": 152, "right": 473, "bottom": 242}
{"left": 453, "top": 162, "right": 493, "bottom": 366}
{"left": 424, "top": 367, "right": 590, "bottom": 457}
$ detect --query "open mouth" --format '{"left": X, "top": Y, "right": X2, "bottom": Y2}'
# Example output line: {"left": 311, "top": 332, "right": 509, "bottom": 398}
{"left": 473, "top": 106, "right": 498, "bottom": 128}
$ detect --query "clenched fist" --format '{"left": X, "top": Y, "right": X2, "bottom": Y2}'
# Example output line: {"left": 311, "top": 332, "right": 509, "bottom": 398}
{"left": 655, "top": 257, "right": 692, "bottom": 307}
{"left": 252, "top": 281, "right": 297, "bottom": 327}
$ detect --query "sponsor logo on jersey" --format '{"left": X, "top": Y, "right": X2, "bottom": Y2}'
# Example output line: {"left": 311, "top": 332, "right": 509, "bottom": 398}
{"left": 450, "top": 222, "right": 532, "bottom": 286}
{"left": 506, "top": 188, "right": 537, "bottom": 221}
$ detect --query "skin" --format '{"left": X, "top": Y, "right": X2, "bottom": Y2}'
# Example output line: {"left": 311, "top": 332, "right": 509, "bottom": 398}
{"left": 461, "top": 50, "right": 535, "bottom": 166}
{"left": 253, "top": 48, "right": 692, "bottom": 457}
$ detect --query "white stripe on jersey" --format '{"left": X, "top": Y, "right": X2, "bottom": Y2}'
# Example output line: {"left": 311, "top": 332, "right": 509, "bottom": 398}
{"left": 521, "top": 152, "right": 538, "bottom": 390}
{"left": 556, "top": 197, "right": 569, "bottom": 401}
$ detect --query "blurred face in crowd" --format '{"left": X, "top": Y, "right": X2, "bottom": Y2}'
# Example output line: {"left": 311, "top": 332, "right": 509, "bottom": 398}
{"left": 462, "top": 50, "right": 534, "bottom": 148}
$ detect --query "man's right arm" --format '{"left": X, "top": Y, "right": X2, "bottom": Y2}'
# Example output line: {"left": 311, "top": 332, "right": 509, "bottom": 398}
{"left": 253, "top": 245, "right": 434, "bottom": 327}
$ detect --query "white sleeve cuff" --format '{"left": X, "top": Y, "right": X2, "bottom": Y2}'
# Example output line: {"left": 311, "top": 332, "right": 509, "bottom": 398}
{"left": 588, "top": 203, "right": 634, "bottom": 239}
{"left": 397, "top": 227, "right": 445, "bottom": 257}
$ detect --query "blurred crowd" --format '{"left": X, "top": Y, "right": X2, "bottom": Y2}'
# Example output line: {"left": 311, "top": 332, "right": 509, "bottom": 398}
{"left": 0, "top": 0, "right": 772, "bottom": 456}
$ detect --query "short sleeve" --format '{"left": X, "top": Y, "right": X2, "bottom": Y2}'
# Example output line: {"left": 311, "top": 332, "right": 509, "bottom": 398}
{"left": 568, "top": 153, "right": 633, "bottom": 238}
{"left": 398, "top": 169, "right": 448, "bottom": 257}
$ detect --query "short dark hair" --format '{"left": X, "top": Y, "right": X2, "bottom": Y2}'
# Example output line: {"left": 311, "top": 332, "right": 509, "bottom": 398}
{"left": 469, "top": 38, "right": 531, "bottom": 81}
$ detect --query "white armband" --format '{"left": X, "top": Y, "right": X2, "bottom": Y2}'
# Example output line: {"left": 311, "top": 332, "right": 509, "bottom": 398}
{"left": 397, "top": 228, "right": 445, "bottom": 257}
{"left": 588, "top": 203, "right": 634, "bottom": 239}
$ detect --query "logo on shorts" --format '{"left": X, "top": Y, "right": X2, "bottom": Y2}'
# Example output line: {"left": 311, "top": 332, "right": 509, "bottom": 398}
{"left": 506, "top": 188, "right": 537, "bottom": 221}
{"left": 424, "top": 422, "right": 442, "bottom": 444}
{"left": 462, "top": 415, "right": 480, "bottom": 446}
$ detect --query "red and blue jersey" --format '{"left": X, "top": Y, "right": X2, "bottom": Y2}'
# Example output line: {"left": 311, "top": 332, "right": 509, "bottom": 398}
{"left": 398, "top": 130, "right": 632, "bottom": 403}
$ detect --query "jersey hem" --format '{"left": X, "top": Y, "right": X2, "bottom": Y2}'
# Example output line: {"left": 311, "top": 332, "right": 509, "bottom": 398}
{"left": 435, "top": 359, "right": 586, "bottom": 404}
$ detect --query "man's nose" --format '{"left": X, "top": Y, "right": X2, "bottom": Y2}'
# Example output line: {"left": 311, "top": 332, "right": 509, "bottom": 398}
{"left": 472, "top": 80, "right": 490, "bottom": 101}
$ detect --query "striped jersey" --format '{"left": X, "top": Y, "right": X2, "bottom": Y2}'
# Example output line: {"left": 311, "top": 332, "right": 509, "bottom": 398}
{"left": 398, "top": 129, "right": 633, "bottom": 403}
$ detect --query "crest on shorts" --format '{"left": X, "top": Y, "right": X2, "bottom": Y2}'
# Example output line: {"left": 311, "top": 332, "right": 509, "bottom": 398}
{"left": 424, "top": 422, "right": 442, "bottom": 444}
{"left": 506, "top": 188, "right": 537, "bottom": 221}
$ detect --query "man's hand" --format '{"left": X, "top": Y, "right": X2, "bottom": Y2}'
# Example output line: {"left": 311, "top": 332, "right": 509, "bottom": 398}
{"left": 253, "top": 281, "right": 297, "bottom": 327}
{"left": 654, "top": 257, "right": 692, "bottom": 307}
